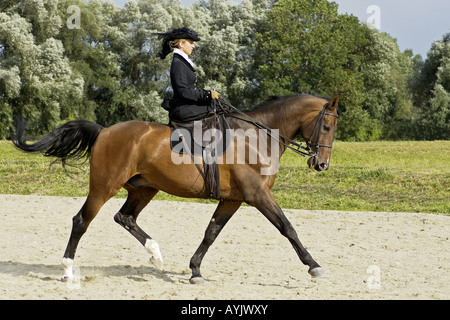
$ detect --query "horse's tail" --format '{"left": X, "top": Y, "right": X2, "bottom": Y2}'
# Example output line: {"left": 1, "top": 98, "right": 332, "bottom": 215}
{"left": 13, "top": 120, "right": 104, "bottom": 168}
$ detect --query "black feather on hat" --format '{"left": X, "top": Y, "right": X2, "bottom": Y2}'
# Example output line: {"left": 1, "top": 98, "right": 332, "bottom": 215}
{"left": 154, "top": 27, "right": 201, "bottom": 59}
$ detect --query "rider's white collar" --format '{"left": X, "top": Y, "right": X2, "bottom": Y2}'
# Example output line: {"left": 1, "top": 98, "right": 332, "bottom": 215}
{"left": 173, "top": 48, "right": 194, "bottom": 68}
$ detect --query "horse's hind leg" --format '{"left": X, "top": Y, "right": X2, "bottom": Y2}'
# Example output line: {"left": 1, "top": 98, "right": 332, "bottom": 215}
{"left": 189, "top": 200, "right": 242, "bottom": 284}
{"left": 61, "top": 194, "right": 108, "bottom": 281}
{"left": 113, "top": 187, "right": 163, "bottom": 269}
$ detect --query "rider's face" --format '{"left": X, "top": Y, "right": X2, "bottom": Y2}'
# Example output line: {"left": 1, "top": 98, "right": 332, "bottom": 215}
{"left": 179, "top": 39, "right": 196, "bottom": 56}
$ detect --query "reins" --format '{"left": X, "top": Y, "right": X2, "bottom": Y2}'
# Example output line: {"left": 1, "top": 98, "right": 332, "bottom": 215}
{"left": 215, "top": 98, "right": 338, "bottom": 159}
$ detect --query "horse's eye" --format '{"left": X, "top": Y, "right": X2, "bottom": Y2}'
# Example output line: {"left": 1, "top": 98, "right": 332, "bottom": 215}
{"left": 323, "top": 125, "right": 330, "bottom": 132}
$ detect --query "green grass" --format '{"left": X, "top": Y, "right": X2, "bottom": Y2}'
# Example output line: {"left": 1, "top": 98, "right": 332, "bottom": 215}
{"left": 275, "top": 141, "right": 450, "bottom": 214}
{"left": 1, "top": 140, "right": 449, "bottom": 214}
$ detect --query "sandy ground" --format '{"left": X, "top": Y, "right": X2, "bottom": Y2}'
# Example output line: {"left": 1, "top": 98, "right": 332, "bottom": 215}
{"left": 0, "top": 194, "right": 448, "bottom": 300}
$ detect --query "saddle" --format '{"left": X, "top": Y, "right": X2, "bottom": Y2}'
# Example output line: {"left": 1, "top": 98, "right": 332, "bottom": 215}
{"left": 170, "top": 113, "right": 230, "bottom": 200}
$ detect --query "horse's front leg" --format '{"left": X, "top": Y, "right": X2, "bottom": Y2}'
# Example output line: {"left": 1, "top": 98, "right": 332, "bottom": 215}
{"left": 247, "top": 189, "right": 326, "bottom": 278}
{"left": 189, "top": 200, "right": 242, "bottom": 284}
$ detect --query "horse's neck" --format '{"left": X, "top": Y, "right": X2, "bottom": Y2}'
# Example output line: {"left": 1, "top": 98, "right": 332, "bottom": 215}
{"left": 246, "top": 97, "right": 312, "bottom": 140}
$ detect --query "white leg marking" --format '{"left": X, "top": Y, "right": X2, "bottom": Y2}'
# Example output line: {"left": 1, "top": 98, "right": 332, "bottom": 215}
{"left": 61, "top": 258, "right": 74, "bottom": 281}
{"left": 145, "top": 239, "right": 164, "bottom": 270}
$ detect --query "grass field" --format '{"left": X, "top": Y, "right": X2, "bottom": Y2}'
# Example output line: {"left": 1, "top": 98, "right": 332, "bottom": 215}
{"left": 0, "top": 140, "right": 449, "bottom": 214}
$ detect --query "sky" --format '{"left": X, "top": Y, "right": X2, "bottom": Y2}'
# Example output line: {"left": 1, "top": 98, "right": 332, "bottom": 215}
{"left": 111, "top": 0, "right": 449, "bottom": 58}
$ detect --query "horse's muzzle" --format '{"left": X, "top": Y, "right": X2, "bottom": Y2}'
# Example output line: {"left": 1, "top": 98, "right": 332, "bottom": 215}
{"left": 307, "top": 156, "right": 329, "bottom": 172}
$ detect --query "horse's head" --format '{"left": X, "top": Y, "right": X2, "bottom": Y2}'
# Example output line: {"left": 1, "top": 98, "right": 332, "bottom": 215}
{"left": 303, "top": 95, "right": 340, "bottom": 172}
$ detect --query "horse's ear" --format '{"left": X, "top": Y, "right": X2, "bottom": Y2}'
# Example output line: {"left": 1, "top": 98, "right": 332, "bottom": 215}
{"left": 328, "top": 94, "right": 340, "bottom": 110}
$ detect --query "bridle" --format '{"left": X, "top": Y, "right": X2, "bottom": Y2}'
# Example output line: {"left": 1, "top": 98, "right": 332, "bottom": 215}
{"left": 215, "top": 98, "right": 339, "bottom": 159}
{"left": 300, "top": 102, "right": 339, "bottom": 157}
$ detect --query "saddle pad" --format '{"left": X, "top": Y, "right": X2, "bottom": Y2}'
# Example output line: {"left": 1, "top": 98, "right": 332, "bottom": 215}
{"left": 170, "top": 114, "right": 231, "bottom": 157}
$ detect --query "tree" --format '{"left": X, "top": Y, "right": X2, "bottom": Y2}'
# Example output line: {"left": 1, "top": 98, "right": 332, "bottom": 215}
{"left": 57, "top": 0, "right": 169, "bottom": 125}
{"left": 57, "top": 0, "right": 126, "bottom": 126}
{"left": 190, "top": 0, "right": 269, "bottom": 107}
{"left": 253, "top": 0, "right": 426, "bottom": 141}
{"left": 1, "top": 0, "right": 445, "bottom": 141}
{"left": 412, "top": 33, "right": 450, "bottom": 140}
{"left": 0, "top": 1, "right": 83, "bottom": 137}
{"left": 107, "top": 0, "right": 172, "bottom": 124}
{"left": 360, "top": 29, "right": 416, "bottom": 140}
{"left": 254, "top": 0, "right": 373, "bottom": 140}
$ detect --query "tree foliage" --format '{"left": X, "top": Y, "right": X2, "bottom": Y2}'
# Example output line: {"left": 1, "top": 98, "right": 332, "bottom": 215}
{"left": 0, "top": 0, "right": 448, "bottom": 141}
{"left": 411, "top": 33, "right": 450, "bottom": 140}
{"left": 256, "top": 0, "right": 370, "bottom": 140}
{"left": 0, "top": 0, "right": 83, "bottom": 136}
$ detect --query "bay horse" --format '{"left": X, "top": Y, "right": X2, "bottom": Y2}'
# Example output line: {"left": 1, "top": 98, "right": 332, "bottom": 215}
{"left": 14, "top": 93, "right": 339, "bottom": 284}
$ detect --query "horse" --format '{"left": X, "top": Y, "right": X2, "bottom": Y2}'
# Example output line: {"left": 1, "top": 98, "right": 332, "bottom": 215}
{"left": 13, "top": 92, "right": 340, "bottom": 284}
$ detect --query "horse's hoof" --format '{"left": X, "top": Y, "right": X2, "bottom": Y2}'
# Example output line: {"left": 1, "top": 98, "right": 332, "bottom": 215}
{"left": 61, "top": 258, "right": 75, "bottom": 282}
{"left": 146, "top": 239, "right": 164, "bottom": 270}
{"left": 189, "top": 277, "right": 206, "bottom": 284}
{"left": 309, "top": 267, "right": 326, "bottom": 278}
{"left": 150, "top": 257, "right": 164, "bottom": 270}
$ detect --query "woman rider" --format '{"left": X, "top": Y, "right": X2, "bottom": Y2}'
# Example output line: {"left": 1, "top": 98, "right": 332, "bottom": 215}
{"left": 156, "top": 27, "right": 220, "bottom": 122}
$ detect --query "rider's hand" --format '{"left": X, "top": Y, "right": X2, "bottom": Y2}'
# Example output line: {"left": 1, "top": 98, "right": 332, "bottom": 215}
{"left": 210, "top": 90, "right": 220, "bottom": 100}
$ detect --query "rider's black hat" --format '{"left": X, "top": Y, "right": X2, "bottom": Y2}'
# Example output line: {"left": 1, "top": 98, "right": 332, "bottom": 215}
{"left": 155, "top": 27, "right": 201, "bottom": 59}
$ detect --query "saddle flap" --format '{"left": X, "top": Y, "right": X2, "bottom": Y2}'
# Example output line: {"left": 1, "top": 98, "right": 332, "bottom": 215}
{"left": 170, "top": 114, "right": 230, "bottom": 156}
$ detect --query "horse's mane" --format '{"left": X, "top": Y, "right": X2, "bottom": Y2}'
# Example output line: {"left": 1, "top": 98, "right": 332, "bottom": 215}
{"left": 231, "top": 91, "right": 335, "bottom": 131}
{"left": 248, "top": 90, "right": 331, "bottom": 112}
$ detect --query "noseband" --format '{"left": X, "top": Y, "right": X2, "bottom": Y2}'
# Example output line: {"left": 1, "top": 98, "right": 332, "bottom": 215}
{"left": 302, "top": 103, "right": 339, "bottom": 157}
